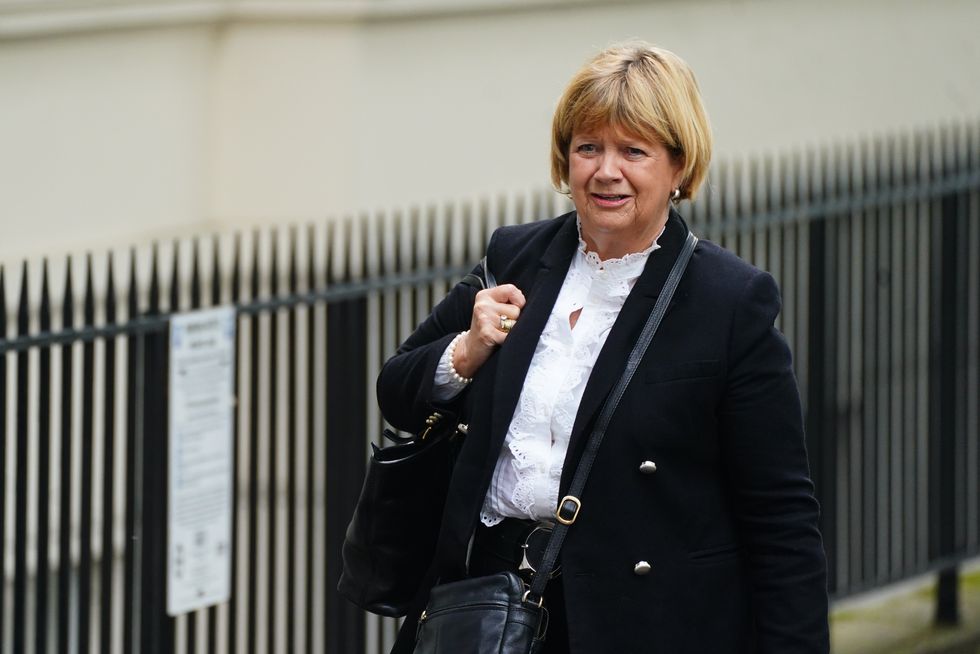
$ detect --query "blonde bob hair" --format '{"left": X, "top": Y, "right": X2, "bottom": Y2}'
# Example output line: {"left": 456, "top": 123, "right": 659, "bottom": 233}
{"left": 551, "top": 42, "right": 712, "bottom": 201}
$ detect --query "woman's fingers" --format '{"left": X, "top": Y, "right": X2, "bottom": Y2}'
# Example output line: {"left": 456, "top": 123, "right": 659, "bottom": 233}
{"left": 453, "top": 284, "right": 526, "bottom": 379}
{"left": 472, "top": 285, "right": 524, "bottom": 343}
{"left": 488, "top": 284, "right": 526, "bottom": 309}
{"left": 479, "top": 284, "right": 526, "bottom": 323}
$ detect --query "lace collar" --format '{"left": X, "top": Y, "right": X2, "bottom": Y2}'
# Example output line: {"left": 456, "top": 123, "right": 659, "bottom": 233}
{"left": 575, "top": 216, "right": 663, "bottom": 279}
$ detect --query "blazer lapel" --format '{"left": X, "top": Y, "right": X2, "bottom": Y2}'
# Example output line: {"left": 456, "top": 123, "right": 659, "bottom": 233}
{"left": 487, "top": 216, "right": 579, "bottom": 461}
{"left": 559, "top": 210, "right": 691, "bottom": 493}
{"left": 439, "top": 216, "right": 579, "bottom": 576}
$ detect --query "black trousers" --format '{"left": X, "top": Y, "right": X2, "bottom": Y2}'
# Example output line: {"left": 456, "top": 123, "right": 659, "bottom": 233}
{"left": 469, "top": 519, "right": 570, "bottom": 654}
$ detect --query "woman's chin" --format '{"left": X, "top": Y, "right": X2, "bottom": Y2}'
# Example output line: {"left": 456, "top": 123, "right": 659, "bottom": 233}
{"left": 579, "top": 207, "right": 638, "bottom": 236}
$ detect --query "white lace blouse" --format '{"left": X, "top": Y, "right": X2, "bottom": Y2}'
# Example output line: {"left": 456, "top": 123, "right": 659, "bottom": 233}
{"left": 432, "top": 225, "right": 662, "bottom": 526}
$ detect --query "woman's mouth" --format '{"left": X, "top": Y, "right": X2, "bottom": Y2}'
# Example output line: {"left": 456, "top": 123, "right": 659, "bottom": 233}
{"left": 591, "top": 193, "right": 631, "bottom": 208}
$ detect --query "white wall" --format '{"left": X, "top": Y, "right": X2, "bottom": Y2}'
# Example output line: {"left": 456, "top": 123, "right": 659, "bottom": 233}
{"left": 209, "top": 23, "right": 360, "bottom": 224}
{"left": 1, "top": 0, "right": 979, "bottom": 267}
{"left": 0, "top": 25, "right": 215, "bottom": 266}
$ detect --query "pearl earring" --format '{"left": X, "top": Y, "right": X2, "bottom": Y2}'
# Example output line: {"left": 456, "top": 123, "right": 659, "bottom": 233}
{"left": 671, "top": 188, "right": 681, "bottom": 202}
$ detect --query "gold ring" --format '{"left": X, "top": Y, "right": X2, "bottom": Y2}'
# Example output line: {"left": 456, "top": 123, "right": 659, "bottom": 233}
{"left": 499, "top": 315, "right": 516, "bottom": 332}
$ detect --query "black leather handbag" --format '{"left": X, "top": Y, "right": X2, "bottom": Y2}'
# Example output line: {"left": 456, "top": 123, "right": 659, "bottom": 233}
{"left": 412, "top": 232, "right": 698, "bottom": 654}
{"left": 338, "top": 267, "right": 489, "bottom": 617}
{"left": 338, "top": 411, "right": 463, "bottom": 617}
{"left": 414, "top": 572, "right": 548, "bottom": 654}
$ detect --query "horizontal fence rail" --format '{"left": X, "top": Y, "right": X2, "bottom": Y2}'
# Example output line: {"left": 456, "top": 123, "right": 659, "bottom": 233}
{"left": 1, "top": 120, "right": 978, "bottom": 653}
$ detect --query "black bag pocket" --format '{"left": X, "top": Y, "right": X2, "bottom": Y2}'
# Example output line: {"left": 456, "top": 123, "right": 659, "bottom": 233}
{"left": 414, "top": 572, "right": 547, "bottom": 654}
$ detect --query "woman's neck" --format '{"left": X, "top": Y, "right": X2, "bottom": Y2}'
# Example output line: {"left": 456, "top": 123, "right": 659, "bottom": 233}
{"left": 577, "top": 212, "right": 669, "bottom": 261}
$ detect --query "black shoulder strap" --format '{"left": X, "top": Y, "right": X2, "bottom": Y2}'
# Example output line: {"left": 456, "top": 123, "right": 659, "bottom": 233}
{"left": 528, "top": 230, "right": 698, "bottom": 599}
{"left": 460, "top": 255, "right": 496, "bottom": 290}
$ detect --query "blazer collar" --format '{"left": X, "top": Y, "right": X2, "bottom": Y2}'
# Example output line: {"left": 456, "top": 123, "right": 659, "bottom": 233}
{"left": 559, "top": 209, "right": 691, "bottom": 492}
{"left": 444, "top": 214, "right": 580, "bottom": 572}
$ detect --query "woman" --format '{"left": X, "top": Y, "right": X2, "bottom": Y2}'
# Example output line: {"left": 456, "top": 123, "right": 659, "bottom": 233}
{"left": 378, "top": 42, "right": 829, "bottom": 653}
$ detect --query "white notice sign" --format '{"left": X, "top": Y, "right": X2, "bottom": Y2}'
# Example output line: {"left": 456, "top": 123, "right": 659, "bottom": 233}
{"left": 167, "top": 307, "right": 236, "bottom": 616}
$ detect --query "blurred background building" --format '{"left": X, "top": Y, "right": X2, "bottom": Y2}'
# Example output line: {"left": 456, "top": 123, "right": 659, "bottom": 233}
{"left": 1, "top": 1, "right": 979, "bottom": 653}
{"left": 2, "top": 0, "right": 978, "bottom": 266}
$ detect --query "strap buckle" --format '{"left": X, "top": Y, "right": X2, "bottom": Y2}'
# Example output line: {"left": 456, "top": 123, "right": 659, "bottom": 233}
{"left": 555, "top": 496, "right": 581, "bottom": 525}
{"left": 521, "top": 589, "right": 544, "bottom": 608}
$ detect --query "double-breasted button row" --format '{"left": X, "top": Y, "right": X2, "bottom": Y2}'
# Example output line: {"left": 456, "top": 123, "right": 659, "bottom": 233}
{"left": 634, "top": 462, "right": 656, "bottom": 574}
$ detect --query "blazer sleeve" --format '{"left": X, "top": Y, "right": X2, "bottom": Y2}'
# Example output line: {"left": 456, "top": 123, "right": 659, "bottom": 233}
{"left": 719, "top": 270, "right": 830, "bottom": 653}
{"left": 376, "top": 262, "right": 483, "bottom": 433}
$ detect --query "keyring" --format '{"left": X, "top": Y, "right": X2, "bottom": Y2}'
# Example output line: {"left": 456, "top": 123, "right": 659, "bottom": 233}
{"left": 517, "top": 525, "right": 561, "bottom": 579}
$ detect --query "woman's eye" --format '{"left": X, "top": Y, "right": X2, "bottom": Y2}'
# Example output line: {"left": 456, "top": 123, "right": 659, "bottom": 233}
{"left": 576, "top": 143, "right": 598, "bottom": 154}
{"left": 626, "top": 147, "right": 646, "bottom": 158}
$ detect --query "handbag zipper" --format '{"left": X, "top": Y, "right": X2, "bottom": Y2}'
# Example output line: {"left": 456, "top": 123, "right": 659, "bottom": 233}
{"left": 418, "top": 599, "right": 510, "bottom": 623}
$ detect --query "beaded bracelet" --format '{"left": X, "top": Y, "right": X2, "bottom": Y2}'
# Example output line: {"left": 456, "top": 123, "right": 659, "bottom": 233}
{"left": 448, "top": 331, "right": 473, "bottom": 384}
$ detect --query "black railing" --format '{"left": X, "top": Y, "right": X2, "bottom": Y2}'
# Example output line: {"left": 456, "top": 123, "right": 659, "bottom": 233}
{"left": 0, "top": 120, "right": 978, "bottom": 653}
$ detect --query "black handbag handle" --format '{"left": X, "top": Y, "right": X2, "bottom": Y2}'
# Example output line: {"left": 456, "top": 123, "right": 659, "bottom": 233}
{"left": 460, "top": 256, "right": 495, "bottom": 291}
{"left": 527, "top": 230, "right": 698, "bottom": 600}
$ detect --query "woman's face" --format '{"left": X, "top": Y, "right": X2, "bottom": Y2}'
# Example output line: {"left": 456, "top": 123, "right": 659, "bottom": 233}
{"left": 568, "top": 124, "right": 683, "bottom": 260}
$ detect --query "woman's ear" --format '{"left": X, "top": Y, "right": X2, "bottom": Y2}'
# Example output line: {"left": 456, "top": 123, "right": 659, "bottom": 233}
{"left": 670, "top": 152, "right": 686, "bottom": 192}
{"left": 672, "top": 172, "right": 686, "bottom": 197}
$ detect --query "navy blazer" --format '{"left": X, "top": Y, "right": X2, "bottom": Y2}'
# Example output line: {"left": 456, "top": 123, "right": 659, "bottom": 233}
{"left": 377, "top": 210, "right": 829, "bottom": 653}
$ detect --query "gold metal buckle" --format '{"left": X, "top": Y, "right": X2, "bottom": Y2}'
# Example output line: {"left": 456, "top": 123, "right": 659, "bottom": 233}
{"left": 521, "top": 589, "right": 544, "bottom": 608}
{"left": 555, "top": 495, "right": 581, "bottom": 525}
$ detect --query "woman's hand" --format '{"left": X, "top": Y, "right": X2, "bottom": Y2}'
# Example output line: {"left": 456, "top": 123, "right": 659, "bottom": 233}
{"left": 452, "top": 284, "right": 526, "bottom": 379}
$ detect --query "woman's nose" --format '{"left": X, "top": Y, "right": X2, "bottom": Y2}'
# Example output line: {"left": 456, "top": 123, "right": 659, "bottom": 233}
{"left": 595, "top": 152, "right": 623, "bottom": 182}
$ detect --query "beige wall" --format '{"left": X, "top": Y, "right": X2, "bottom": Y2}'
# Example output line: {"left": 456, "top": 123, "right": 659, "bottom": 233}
{"left": 1, "top": 0, "right": 979, "bottom": 267}
{"left": 0, "top": 25, "right": 215, "bottom": 265}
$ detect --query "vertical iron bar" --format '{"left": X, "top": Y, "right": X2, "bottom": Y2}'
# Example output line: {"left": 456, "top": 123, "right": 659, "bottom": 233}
{"left": 806, "top": 190, "right": 835, "bottom": 592}
{"left": 305, "top": 225, "right": 317, "bottom": 654}
{"left": 901, "top": 132, "right": 924, "bottom": 581}
{"left": 206, "top": 236, "right": 221, "bottom": 654}
{"left": 124, "top": 251, "right": 140, "bottom": 654}
{"left": 824, "top": 143, "right": 840, "bottom": 595}
{"left": 247, "top": 231, "right": 261, "bottom": 654}
{"left": 860, "top": 139, "right": 877, "bottom": 587}
{"left": 915, "top": 131, "right": 931, "bottom": 572}
{"left": 100, "top": 257, "right": 117, "bottom": 654}
{"left": 969, "top": 122, "right": 980, "bottom": 552}
{"left": 325, "top": 218, "right": 338, "bottom": 651}
{"left": 875, "top": 138, "right": 893, "bottom": 582}
{"left": 325, "top": 258, "right": 368, "bottom": 654}
{"left": 36, "top": 261, "right": 53, "bottom": 654}
{"left": 267, "top": 229, "right": 280, "bottom": 654}
{"left": 190, "top": 239, "right": 202, "bottom": 312}
{"left": 286, "top": 228, "right": 298, "bottom": 654}
{"left": 13, "top": 263, "right": 29, "bottom": 654}
{"left": 141, "top": 246, "right": 175, "bottom": 654}
{"left": 952, "top": 129, "right": 970, "bottom": 555}
{"left": 934, "top": 191, "right": 960, "bottom": 625}
{"left": 212, "top": 236, "right": 223, "bottom": 308}
{"left": 228, "top": 234, "right": 242, "bottom": 654}
{"left": 187, "top": 240, "right": 199, "bottom": 654}
{"left": 0, "top": 268, "right": 6, "bottom": 650}
{"left": 58, "top": 259, "right": 75, "bottom": 654}
{"left": 888, "top": 134, "right": 905, "bottom": 578}
{"left": 79, "top": 256, "right": 96, "bottom": 654}
{"left": 169, "top": 244, "right": 180, "bottom": 315}
{"left": 873, "top": 136, "right": 889, "bottom": 584}
{"left": 842, "top": 143, "right": 861, "bottom": 592}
